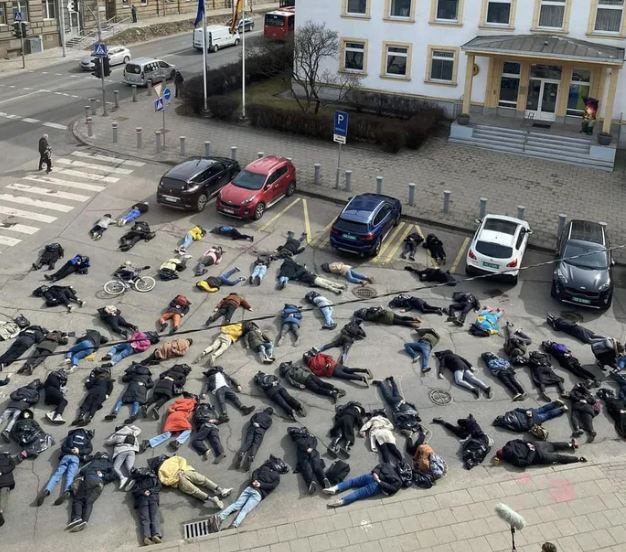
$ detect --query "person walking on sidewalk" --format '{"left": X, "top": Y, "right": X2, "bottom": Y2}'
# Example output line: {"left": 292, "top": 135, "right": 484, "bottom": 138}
{"left": 131, "top": 4, "right": 137, "bottom": 23}
{"left": 174, "top": 70, "right": 184, "bottom": 98}
{"left": 38, "top": 134, "right": 52, "bottom": 173}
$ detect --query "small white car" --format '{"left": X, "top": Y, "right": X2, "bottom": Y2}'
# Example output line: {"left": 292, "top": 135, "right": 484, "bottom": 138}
{"left": 465, "top": 214, "right": 532, "bottom": 284}
{"left": 80, "top": 45, "right": 131, "bottom": 71}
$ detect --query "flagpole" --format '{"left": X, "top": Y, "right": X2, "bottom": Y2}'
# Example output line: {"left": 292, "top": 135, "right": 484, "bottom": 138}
{"left": 241, "top": 0, "right": 246, "bottom": 119}
{"left": 202, "top": 2, "right": 208, "bottom": 113}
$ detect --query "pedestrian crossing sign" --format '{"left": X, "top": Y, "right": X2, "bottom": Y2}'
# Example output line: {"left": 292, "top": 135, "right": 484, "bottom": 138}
{"left": 154, "top": 98, "right": 164, "bottom": 112}
{"left": 93, "top": 42, "right": 108, "bottom": 57}
{"left": 14, "top": 11, "right": 22, "bottom": 22}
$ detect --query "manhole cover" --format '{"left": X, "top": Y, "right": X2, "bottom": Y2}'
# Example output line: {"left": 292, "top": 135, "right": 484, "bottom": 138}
{"left": 353, "top": 286, "right": 377, "bottom": 299}
{"left": 429, "top": 389, "right": 452, "bottom": 405}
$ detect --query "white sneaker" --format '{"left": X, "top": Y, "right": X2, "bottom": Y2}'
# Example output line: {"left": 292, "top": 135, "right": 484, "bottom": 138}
{"left": 119, "top": 477, "right": 128, "bottom": 490}
{"left": 219, "top": 488, "right": 232, "bottom": 498}
{"left": 45, "top": 411, "right": 56, "bottom": 422}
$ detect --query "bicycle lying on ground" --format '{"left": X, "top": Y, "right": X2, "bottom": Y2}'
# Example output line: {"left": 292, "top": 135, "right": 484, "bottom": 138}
{"left": 103, "top": 266, "right": 156, "bottom": 296}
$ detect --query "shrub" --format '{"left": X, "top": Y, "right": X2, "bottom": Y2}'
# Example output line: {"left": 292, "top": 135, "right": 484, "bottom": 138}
{"left": 376, "top": 124, "right": 406, "bottom": 153}
{"left": 207, "top": 96, "right": 240, "bottom": 120}
{"left": 247, "top": 104, "right": 332, "bottom": 139}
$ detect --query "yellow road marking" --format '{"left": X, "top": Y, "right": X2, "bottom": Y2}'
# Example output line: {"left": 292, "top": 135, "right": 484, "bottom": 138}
{"left": 373, "top": 222, "right": 405, "bottom": 263}
{"left": 302, "top": 199, "right": 311, "bottom": 244}
{"left": 258, "top": 198, "right": 301, "bottom": 232}
{"left": 382, "top": 223, "right": 413, "bottom": 265}
{"left": 450, "top": 236, "right": 470, "bottom": 274}
{"left": 310, "top": 218, "right": 336, "bottom": 247}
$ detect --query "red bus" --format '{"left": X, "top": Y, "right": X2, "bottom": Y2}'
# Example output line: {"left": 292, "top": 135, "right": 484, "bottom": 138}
{"left": 264, "top": 8, "right": 295, "bottom": 41}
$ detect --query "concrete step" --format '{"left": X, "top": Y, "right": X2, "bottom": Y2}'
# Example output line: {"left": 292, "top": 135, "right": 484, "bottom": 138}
{"left": 527, "top": 131, "right": 592, "bottom": 147}
{"left": 450, "top": 137, "right": 524, "bottom": 154}
{"left": 474, "top": 124, "right": 527, "bottom": 136}
{"left": 473, "top": 131, "right": 526, "bottom": 147}
{"left": 524, "top": 142, "right": 590, "bottom": 156}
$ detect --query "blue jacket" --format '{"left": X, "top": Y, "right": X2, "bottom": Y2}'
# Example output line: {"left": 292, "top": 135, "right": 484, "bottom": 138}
{"left": 280, "top": 304, "right": 302, "bottom": 326}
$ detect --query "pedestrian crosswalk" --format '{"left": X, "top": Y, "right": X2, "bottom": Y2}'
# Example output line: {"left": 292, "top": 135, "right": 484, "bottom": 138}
{"left": 0, "top": 150, "right": 145, "bottom": 249}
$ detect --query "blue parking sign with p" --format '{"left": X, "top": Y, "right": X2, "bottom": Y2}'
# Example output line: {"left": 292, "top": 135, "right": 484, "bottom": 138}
{"left": 333, "top": 110, "right": 348, "bottom": 144}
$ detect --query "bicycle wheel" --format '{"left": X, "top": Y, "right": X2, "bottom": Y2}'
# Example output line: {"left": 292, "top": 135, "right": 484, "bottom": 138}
{"left": 104, "top": 279, "right": 126, "bottom": 296}
{"left": 134, "top": 276, "right": 156, "bottom": 292}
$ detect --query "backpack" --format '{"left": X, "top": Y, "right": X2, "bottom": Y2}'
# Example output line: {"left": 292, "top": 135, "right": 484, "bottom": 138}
{"left": 430, "top": 454, "right": 446, "bottom": 479}
{"left": 325, "top": 460, "right": 350, "bottom": 485}
{"left": 144, "top": 331, "right": 161, "bottom": 345}
{"left": 469, "top": 323, "right": 490, "bottom": 337}
{"left": 396, "top": 461, "right": 414, "bottom": 488}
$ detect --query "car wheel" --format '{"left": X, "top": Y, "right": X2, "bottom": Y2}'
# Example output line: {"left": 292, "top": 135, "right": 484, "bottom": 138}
{"left": 393, "top": 213, "right": 400, "bottom": 227}
{"left": 235, "top": 38, "right": 241, "bottom": 46}
{"left": 169, "top": 70, "right": 176, "bottom": 81}
{"left": 212, "top": 44, "right": 219, "bottom": 53}
{"left": 254, "top": 202, "right": 265, "bottom": 220}
{"left": 286, "top": 181, "right": 296, "bottom": 197}
{"left": 372, "top": 239, "right": 382, "bottom": 257}
{"left": 550, "top": 281, "right": 558, "bottom": 298}
{"left": 251, "top": 23, "right": 254, "bottom": 30}
{"left": 195, "top": 193, "right": 208, "bottom": 212}
{"left": 465, "top": 264, "right": 476, "bottom": 276}
{"left": 509, "top": 274, "right": 518, "bottom": 286}
{"left": 123, "top": 56, "right": 130, "bottom": 64}
{"left": 599, "top": 292, "right": 613, "bottom": 311}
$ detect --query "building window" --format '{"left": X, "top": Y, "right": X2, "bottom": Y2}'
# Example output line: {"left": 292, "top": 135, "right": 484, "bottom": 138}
{"left": 42, "top": 0, "right": 55, "bottom": 19}
{"left": 384, "top": 43, "right": 410, "bottom": 77}
{"left": 342, "top": 40, "right": 366, "bottom": 72}
{"left": 436, "top": 0, "right": 459, "bottom": 20}
{"left": 346, "top": 0, "right": 367, "bottom": 15}
{"left": 390, "top": 0, "right": 412, "bottom": 17}
{"left": 429, "top": 48, "right": 456, "bottom": 82}
{"left": 12, "top": 1, "right": 28, "bottom": 21}
{"left": 594, "top": 0, "right": 624, "bottom": 33}
{"left": 567, "top": 68, "right": 591, "bottom": 116}
{"left": 538, "top": 0, "right": 565, "bottom": 28}
{"left": 0, "top": 4, "right": 6, "bottom": 25}
{"left": 499, "top": 61, "right": 520, "bottom": 108}
{"left": 486, "top": 0, "right": 512, "bottom": 24}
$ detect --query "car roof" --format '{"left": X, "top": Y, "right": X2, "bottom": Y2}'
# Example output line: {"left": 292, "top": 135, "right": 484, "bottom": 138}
{"left": 340, "top": 194, "right": 394, "bottom": 223}
{"left": 127, "top": 57, "right": 163, "bottom": 65}
{"left": 164, "top": 157, "right": 229, "bottom": 179}
{"left": 477, "top": 230, "right": 516, "bottom": 248}
{"left": 245, "top": 155, "right": 290, "bottom": 175}
{"left": 567, "top": 219, "right": 606, "bottom": 245}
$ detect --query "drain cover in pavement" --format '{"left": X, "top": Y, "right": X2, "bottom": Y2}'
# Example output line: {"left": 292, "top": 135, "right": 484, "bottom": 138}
{"left": 429, "top": 389, "right": 452, "bottom": 405}
{"left": 353, "top": 286, "right": 377, "bottom": 299}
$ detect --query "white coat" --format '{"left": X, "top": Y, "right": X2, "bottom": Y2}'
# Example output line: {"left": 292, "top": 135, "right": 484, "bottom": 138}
{"left": 360, "top": 415, "right": 396, "bottom": 451}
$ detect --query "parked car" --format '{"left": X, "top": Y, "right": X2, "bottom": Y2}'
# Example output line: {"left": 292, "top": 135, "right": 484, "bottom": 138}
{"left": 237, "top": 17, "right": 255, "bottom": 32}
{"left": 465, "top": 214, "right": 532, "bottom": 284}
{"left": 157, "top": 157, "right": 240, "bottom": 212}
{"left": 329, "top": 193, "right": 402, "bottom": 257}
{"left": 80, "top": 45, "right": 131, "bottom": 71}
{"left": 122, "top": 58, "right": 175, "bottom": 86}
{"left": 551, "top": 219, "right": 613, "bottom": 310}
{"left": 216, "top": 155, "right": 296, "bottom": 220}
{"left": 193, "top": 25, "right": 240, "bottom": 52}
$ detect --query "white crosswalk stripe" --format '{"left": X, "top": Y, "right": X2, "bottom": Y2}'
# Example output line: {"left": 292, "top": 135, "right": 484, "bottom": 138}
{"left": 6, "top": 183, "right": 90, "bottom": 202}
{"left": 0, "top": 235, "right": 21, "bottom": 246}
{"left": 0, "top": 205, "right": 57, "bottom": 223}
{"left": 0, "top": 223, "right": 39, "bottom": 235}
{"left": 57, "top": 168, "right": 119, "bottom": 183}
{"left": 24, "top": 175, "right": 106, "bottom": 192}
{"left": 71, "top": 150, "right": 145, "bottom": 167}
{"left": 56, "top": 158, "right": 134, "bottom": 175}
{"left": 0, "top": 194, "right": 75, "bottom": 212}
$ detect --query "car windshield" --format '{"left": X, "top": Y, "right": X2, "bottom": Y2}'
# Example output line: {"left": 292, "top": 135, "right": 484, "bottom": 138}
{"left": 233, "top": 170, "right": 266, "bottom": 190}
{"left": 160, "top": 177, "right": 187, "bottom": 190}
{"left": 563, "top": 242, "right": 609, "bottom": 269}
{"left": 475, "top": 240, "right": 513, "bottom": 259}
{"left": 125, "top": 64, "right": 141, "bottom": 74}
{"left": 483, "top": 218, "right": 519, "bottom": 235}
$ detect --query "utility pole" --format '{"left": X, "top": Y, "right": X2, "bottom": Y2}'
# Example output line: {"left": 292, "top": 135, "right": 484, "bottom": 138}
{"left": 241, "top": 0, "right": 246, "bottom": 119}
{"left": 58, "top": 0, "right": 67, "bottom": 57}
{"left": 95, "top": 3, "right": 107, "bottom": 116}
{"left": 19, "top": 27, "right": 25, "bottom": 69}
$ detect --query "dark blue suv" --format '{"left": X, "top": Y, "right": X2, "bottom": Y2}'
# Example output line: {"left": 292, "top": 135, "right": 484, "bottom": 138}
{"left": 330, "top": 193, "right": 402, "bottom": 257}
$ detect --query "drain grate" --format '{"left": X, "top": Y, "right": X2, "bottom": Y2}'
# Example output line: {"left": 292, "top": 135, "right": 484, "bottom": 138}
{"left": 429, "top": 389, "right": 452, "bottom": 405}
{"left": 183, "top": 518, "right": 213, "bottom": 540}
{"left": 353, "top": 286, "right": 377, "bottom": 299}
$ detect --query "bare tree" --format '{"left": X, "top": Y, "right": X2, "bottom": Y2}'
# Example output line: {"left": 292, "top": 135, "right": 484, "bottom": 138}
{"left": 291, "top": 21, "right": 339, "bottom": 114}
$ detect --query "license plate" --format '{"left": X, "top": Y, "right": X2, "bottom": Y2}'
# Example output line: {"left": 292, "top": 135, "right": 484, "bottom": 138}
{"left": 483, "top": 262, "right": 499, "bottom": 269}
{"left": 161, "top": 195, "right": 178, "bottom": 202}
{"left": 222, "top": 207, "right": 235, "bottom": 214}
{"left": 343, "top": 233, "right": 357, "bottom": 241}
{"left": 572, "top": 297, "right": 592, "bottom": 304}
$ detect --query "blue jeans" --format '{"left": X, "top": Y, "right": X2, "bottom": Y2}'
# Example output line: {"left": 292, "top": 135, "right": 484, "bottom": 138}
{"left": 533, "top": 402, "right": 565, "bottom": 424}
{"left": 252, "top": 264, "right": 267, "bottom": 281}
{"left": 404, "top": 340, "right": 432, "bottom": 371}
{"left": 344, "top": 269, "right": 368, "bottom": 284}
{"left": 218, "top": 486, "right": 262, "bottom": 527}
{"left": 66, "top": 339, "right": 95, "bottom": 366}
{"left": 258, "top": 342, "right": 274, "bottom": 357}
{"left": 617, "top": 356, "right": 626, "bottom": 370}
{"left": 319, "top": 306, "right": 335, "bottom": 327}
{"left": 108, "top": 342, "right": 134, "bottom": 365}
{"left": 46, "top": 454, "right": 80, "bottom": 493}
{"left": 219, "top": 267, "right": 242, "bottom": 286}
{"left": 112, "top": 399, "right": 140, "bottom": 417}
{"left": 148, "top": 429, "right": 192, "bottom": 448}
{"left": 336, "top": 473, "right": 381, "bottom": 505}
{"left": 178, "top": 233, "right": 193, "bottom": 251}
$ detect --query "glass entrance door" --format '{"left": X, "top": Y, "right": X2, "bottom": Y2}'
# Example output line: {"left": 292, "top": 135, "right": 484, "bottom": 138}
{"left": 526, "top": 78, "right": 559, "bottom": 121}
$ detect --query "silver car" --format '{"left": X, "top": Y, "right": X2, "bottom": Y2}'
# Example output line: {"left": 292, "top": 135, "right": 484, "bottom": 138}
{"left": 80, "top": 45, "right": 131, "bottom": 71}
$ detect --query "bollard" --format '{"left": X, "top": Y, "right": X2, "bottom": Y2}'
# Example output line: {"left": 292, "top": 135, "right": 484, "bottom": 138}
{"left": 344, "top": 170, "right": 352, "bottom": 193}
{"left": 136, "top": 127, "right": 143, "bottom": 149}
{"left": 132, "top": 85, "right": 137, "bottom": 102}
{"left": 376, "top": 176, "right": 383, "bottom": 195}
{"left": 112, "top": 122, "right": 118, "bottom": 144}
{"left": 89, "top": 97, "right": 96, "bottom": 112}
{"left": 230, "top": 146, "right": 237, "bottom": 161}
{"left": 204, "top": 141, "right": 211, "bottom": 157}
{"left": 517, "top": 205, "right": 526, "bottom": 220}
{"left": 179, "top": 136, "right": 186, "bottom": 156}
{"left": 113, "top": 90, "right": 119, "bottom": 109}
{"left": 479, "top": 197, "right": 488, "bottom": 219}
{"left": 84, "top": 106, "right": 91, "bottom": 120}
{"left": 155, "top": 130, "right": 162, "bottom": 154}
{"left": 314, "top": 163, "right": 321, "bottom": 186}
{"left": 443, "top": 190, "right": 451, "bottom": 214}
{"left": 146, "top": 80, "right": 152, "bottom": 97}
{"left": 257, "top": 152, "right": 264, "bottom": 159}
{"left": 557, "top": 214, "right": 567, "bottom": 236}
{"left": 408, "top": 183, "right": 416, "bottom": 207}
{"left": 86, "top": 117, "right": 93, "bottom": 137}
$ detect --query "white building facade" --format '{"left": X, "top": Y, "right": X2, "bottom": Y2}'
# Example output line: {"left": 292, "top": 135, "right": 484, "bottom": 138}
{"left": 298, "top": 0, "right": 626, "bottom": 134}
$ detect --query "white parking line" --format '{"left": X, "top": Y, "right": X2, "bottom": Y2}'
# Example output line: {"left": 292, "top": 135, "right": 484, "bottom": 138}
{"left": 24, "top": 175, "right": 106, "bottom": 192}
{"left": 0, "top": 223, "right": 39, "bottom": 235}
{"left": 57, "top": 169, "right": 119, "bottom": 183}
{"left": 0, "top": 235, "right": 21, "bottom": 246}
{"left": 22, "top": 117, "right": 40, "bottom": 124}
{"left": 6, "top": 183, "right": 90, "bottom": 202}
{"left": 0, "top": 194, "right": 74, "bottom": 212}
{"left": 56, "top": 158, "right": 133, "bottom": 175}
{"left": 71, "top": 150, "right": 145, "bottom": 167}
{"left": 42, "top": 122, "right": 67, "bottom": 130}
{"left": 0, "top": 205, "right": 57, "bottom": 223}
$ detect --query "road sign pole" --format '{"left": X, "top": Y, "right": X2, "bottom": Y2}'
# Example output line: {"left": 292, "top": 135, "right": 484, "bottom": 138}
{"left": 57, "top": 1, "right": 67, "bottom": 57}
{"left": 19, "top": 31, "right": 25, "bottom": 69}
{"left": 95, "top": 7, "right": 107, "bottom": 116}
{"left": 335, "top": 142, "right": 342, "bottom": 189}
{"left": 162, "top": 103, "right": 166, "bottom": 148}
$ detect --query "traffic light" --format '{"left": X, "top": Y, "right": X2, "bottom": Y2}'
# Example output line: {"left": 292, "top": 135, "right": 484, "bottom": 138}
{"left": 92, "top": 57, "right": 102, "bottom": 78}
{"left": 13, "top": 22, "right": 26, "bottom": 38}
{"left": 102, "top": 56, "right": 111, "bottom": 77}
{"left": 69, "top": 0, "right": 78, "bottom": 12}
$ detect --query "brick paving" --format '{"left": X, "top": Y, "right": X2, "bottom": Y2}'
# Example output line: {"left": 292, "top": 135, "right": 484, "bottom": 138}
{"left": 74, "top": 95, "right": 626, "bottom": 260}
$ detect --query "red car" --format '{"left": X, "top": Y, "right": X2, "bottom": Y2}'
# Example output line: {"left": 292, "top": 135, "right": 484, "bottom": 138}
{"left": 216, "top": 155, "right": 296, "bottom": 220}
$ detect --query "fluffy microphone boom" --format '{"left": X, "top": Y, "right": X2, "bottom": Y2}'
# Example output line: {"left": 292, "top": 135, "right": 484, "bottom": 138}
{"left": 495, "top": 503, "right": 527, "bottom": 530}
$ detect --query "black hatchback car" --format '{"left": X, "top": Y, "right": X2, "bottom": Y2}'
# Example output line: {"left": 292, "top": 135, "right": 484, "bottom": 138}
{"left": 157, "top": 157, "right": 240, "bottom": 212}
{"left": 552, "top": 219, "right": 614, "bottom": 310}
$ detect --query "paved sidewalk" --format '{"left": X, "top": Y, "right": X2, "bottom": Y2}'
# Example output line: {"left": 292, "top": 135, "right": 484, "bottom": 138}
{"left": 144, "top": 458, "right": 626, "bottom": 552}
{"left": 73, "top": 94, "right": 626, "bottom": 261}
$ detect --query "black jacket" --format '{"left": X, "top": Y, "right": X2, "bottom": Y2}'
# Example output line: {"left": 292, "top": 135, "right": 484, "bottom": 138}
{"left": 435, "top": 350, "right": 472, "bottom": 375}
{"left": 37, "top": 330, "right": 69, "bottom": 353}
{"left": 9, "top": 410, "right": 53, "bottom": 457}
{"left": 373, "top": 463, "right": 403, "bottom": 496}
{"left": 340, "top": 320, "right": 366, "bottom": 341}
{"left": 204, "top": 367, "right": 239, "bottom": 393}
{"left": 525, "top": 351, "right": 563, "bottom": 386}
{"left": 78, "top": 329, "right": 109, "bottom": 349}
{"left": 78, "top": 452, "right": 116, "bottom": 484}
{"left": 44, "top": 369, "right": 67, "bottom": 394}
{"left": 16, "top": 326, "right": 47, "bottom": 345}
{"left": 0, "top": 452, "right": 16, "bottom": 489}
{"left": 61, "top": 428, "right": 94, "bottom": 461}
{"left": 333, "top": 402, "right": 365, "bottom": 427}
{"left": 250, "top": 464, "right": 280, "bottom": 499}
{"left": 500, "top": 439, "right": 537, "bottom": 467}
{"left": 602, "top": 395, "right": 626, "bottom": 438}
{"left": 153, "top": 364, "right": 191, "bottom": 398}
{"left": 254, "top": 371, "right": 283, "bottom": 396}
{"left": 131, "top": 469, "right": 161, "bottom": 506}
{"left": 193, "top": 402, "right": 221, "bottom": 427}
{"left": 84, "top": 367, "right": 114, "bottom": 401}
{"left": 493, "top": 408, "right": 535, "bottom": 432}
{"left": 278, "top": 258, "right": 307, "bottom": 280}
{"left": 121, "top": 363, "right": 153, "bottom": 404}
{"left": 248, "top": 409, "right": 273, "bottom": 432}
{"left": 8, "top": 379, "right": 42, "bottom": 411}
{"left": 451, "top": 292, "right": 480, "bottom": 310}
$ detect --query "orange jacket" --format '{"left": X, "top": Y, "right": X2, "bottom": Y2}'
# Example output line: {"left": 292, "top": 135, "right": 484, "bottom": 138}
{"left": 163, "top": 396, "right": 197, "bottom": 433}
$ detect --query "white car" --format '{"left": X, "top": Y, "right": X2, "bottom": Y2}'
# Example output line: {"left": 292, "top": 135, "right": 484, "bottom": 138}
{"left": 80, "top": 45, "right": 131, "bottom": 71}
{"left": 465, "top": 214, "right": 532, "bottom": 284}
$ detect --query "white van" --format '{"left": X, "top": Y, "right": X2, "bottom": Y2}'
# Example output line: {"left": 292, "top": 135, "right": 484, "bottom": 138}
{"left": 193, "top": 25, "right": 240, "bottom": 52}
